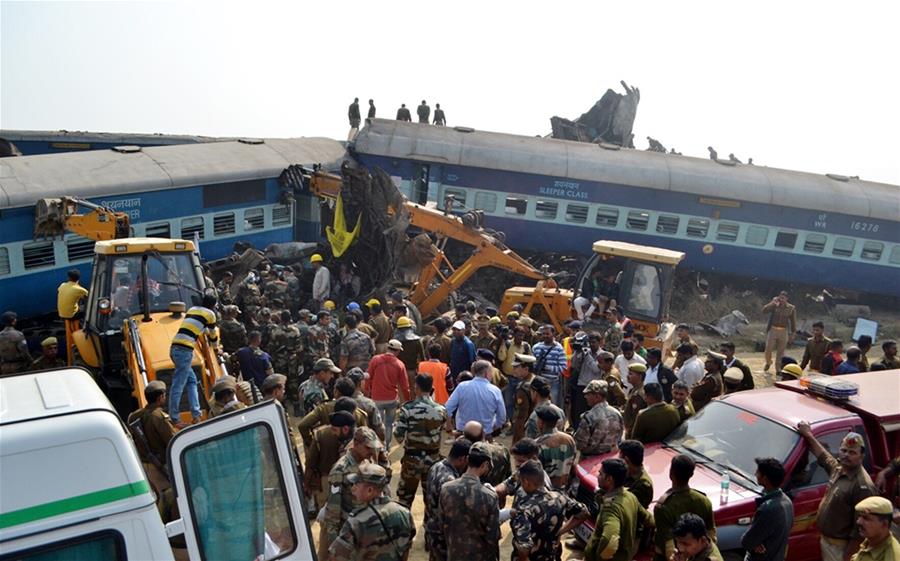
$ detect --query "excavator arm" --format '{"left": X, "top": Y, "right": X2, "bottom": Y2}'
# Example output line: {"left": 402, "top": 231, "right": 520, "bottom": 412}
{"left": 307, "top": 169, "right": 553, "bottom": 317}
{"left": 34, "top": 197, "right": 131, "bottom": 241}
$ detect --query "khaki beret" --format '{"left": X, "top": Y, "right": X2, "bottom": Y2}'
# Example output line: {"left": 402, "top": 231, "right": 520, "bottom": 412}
{"left": 855, "top": 496, "right": 893, "bottom": 515}
{"left": 723, "top": 367, "right": 744, "bottom": 384}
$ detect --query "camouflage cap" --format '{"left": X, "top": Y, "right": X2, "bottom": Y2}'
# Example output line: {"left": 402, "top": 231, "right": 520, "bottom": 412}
{"left": 468, "top": 441, "right": 494, "bottom": 465}
{"left": 313, "top": 357, "right": 341, "bottom": 373}
{"left": 346, "top": 367, "right": 368, "bottom": 384}
{"left": 583, "top": 379, "right": 609, "bottom": 395}
{"left": 854, "top": 496, "right": 893, "bottom": 515}
{"left": 841, "top": 432, "right": 865, "bottom": 452}
{"left": 354, "top": 426, "right": 383, "bottom": 450}
{"left": 261, "top": 373, "right": 287, "bottom": 392}
{"left": 347, "top": 462, "right": 389, "bottom": 487}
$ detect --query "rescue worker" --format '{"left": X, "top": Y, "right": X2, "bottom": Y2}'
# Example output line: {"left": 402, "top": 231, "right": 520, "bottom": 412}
{"left": 672, "top": 380, "right": 695, "bottom": 422}
{"left": 0, "top": 311, "right": 31, "bottom": 374}
{"left": 424, "top": 439, "right": 470, "bottom": 561}
{"left": 851, "top": 497, "right": 900, "bottom": 561}
{"left": 418, "top": 343, "right": 451, "bottom": 405}
{"left": 623, "top": 363, "right": 648, "bottom": 438}
{"left": 511, "top": 460, "right": 590, "bottom": 561}
{"left": 584, "top": 458, "right": 654, "bottom": 561}
{"left": 534, "top": 405, "right": 577, "bottom": 490}
{"left": 338, "top": 313, "right": 375, "bottom": 372}
{"left": 417, "top": 100, "right": 431, "bottom": 123}
{"left": 168, "top": 293, "right": 218, "bottom": 425}
{"left": 524, "top": 376, "right": 564, "bottom": 438}
{"left": 395, "top": 315, "right": 425, "bottom": 389}
{"left": 306, "top": 311, "right": 337, "bottom": 368}
{"left": 57, "top": 268, "right": 88, "bottom": 322}
{"left": 320, "top": 427, "right": 383, "bottom": 559}
{"left": 298, "top": 357, "right": 340, "bottom": 417}
{"left": 30, "top": 336, "right": 65, "bottom": 370}
{"left": 631, "top": 382, "right": 681, "bottom": 444}
{"left": 218, "top": 305, "right": 247, "bottom": 354}
{"left": 328, "top": 463, "right": 415, "bottom": 561}
{"left": 438, "top": 442, "right": 500, "bottom": 560}
{"left": 347, "top": 97, "right": 361, "bottom": 130}
{"left": 310, "top": 253, "right": 330, "bottom": 311}
{"left": 574, "top": 379, "right": 624, "bottom": 457}
{"left": 690, "top": 351, "right": 725, "bottom": 411}
{"left": 433, "top": 103, "right": 446, "bottom": 126}
{"left": 367, "top": 99, "right": 376, "bottom": 119}
{"left": 207, "top": 375, "right": 246, "bottom": 418}
{"left": 393, "top": 374, "right": 448, "bottom": 508}
{"left": 797, "top": 423, "right": 877, "bottom": 561}
{"left": 366, "top": 299, "right": 393, "bottom": 354}
{"left": 653, "top": 454, "right": 716, "bottom": 561}
{"left": 345, "top": 367, "right": 386, "bottom": 441}
{"left": 510, "top": 353, "right": 537, "bottom": 442}
{"left": 620, "top": 439, "right": 653, "bottom": 509}
{"left": 396, "top": 103, "right": 412, "bottom": 122}
{"left": 671, "top": 514, "right": 724, "bottom": 561}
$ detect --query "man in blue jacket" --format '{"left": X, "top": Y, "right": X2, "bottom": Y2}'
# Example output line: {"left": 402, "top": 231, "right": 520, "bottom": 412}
{"left": 449, "top": 320, "right": 475, "bottom": 382}
{"left": 741, "top": 457, "right": 793, "bottom": 561}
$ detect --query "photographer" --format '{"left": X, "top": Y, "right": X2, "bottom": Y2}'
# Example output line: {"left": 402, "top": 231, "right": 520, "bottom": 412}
{"left": 569, "top": 331, "right": 605, "bottom": 429}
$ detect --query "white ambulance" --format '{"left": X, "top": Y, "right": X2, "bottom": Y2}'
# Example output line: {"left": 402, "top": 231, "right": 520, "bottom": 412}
{"left": 0, "top": 368, "right": 316, "bottom": 560}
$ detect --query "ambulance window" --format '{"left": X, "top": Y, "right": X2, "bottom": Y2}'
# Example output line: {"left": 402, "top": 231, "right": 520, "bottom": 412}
{"left": 8, "top": 530, "right": 125, "bottom": 561}
{"left": 181, "top": 423, "right": 297, "bottom": 560}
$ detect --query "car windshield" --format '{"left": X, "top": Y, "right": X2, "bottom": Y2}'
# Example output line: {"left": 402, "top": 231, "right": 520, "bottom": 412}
{"left": 664, "top": 401, "right": 799, "bottom": 485}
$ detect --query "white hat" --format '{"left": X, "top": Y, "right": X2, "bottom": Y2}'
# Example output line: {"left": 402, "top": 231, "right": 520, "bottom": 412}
{"left": 451, "top": 320, "right": 466, "bottom": 330}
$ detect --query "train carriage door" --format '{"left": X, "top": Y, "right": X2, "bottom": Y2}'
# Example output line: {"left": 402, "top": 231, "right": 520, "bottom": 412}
{"left": 413, "top": 164, "right": 430, "bottom": 205}
{"left": 167, "top": 401, "right": 315, "bottom": 561}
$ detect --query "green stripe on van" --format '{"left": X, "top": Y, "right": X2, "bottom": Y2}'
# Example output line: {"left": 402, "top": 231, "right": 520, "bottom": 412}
{"left": 0, "top": 480, "right": 151, "bottom": 529}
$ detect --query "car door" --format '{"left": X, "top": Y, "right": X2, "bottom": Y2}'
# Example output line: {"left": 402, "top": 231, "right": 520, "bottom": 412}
{"left": 167, "top": 401, "right": 316, "bottom": 561}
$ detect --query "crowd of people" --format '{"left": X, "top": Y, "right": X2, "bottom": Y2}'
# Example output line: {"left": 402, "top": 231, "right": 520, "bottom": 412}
{"left": 347, "top": 97, "right": 447, "bottom": 137}
{"left": 2, "top": 260, "right": 899, "bottom": 561}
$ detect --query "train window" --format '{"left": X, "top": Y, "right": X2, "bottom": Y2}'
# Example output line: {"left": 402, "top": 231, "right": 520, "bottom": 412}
{"left": 686, "top": 218, "right": 710, "bottom": 238}
{"left": 474, "top": 192, "right": 497, "bottom": 213}
{"left": 656, "top": 215, "right": 680, "bottom": 234}
{"left": 716, "top": 222, "right": 740, "bottom": 242}
{"left": 202, "top": 179, "right": 266, "bottom": 208}
{"left": 774, "top": 231, "right": 798, "bottom": 249}
{"left": 535, "top": 200, "right": 558, "bottom": 220}
{"left": 596, "top": 207, "right": 619, "bottom": 227}
{"left": 861, "top": 241, "right": 884, "bottom": 261}
{"left": 832, "top": 237, "right": 855, "bottom": 257}
{"left": 566, "top": 203, "right": 589, "bottom": 224}
{"left": 66, "top": 236, "right": 95, "bottom": 262}
{"left": 505, "top": 196, "right": 528, "bottom": 215}
{"left": 890, "top": 246, "right": 900, "bottom": 265}
{"left": 214, "top": 213, "right": 236, "bottom": 236}
{"left": 23, "top": 241, "right": 55, "bottom": 270}
{"left": 272, "top": 205, "right": 292, "bottom": 226}
{"left": 745, "top": 226, "right": 768, "bottom": 246}
{"left": 244, "top": 208, "right": 264, "bottom": 231}
{"left": 444, "top": 188, "right": 467, "bottom": 208}
{"left": 181, "top": 217, "right": 205, "bottom": 239}
{"left": 626, "top": 211, "right": 649, "bottom": 231}
{"left": 803, "top": 234, "right": 827, "bottom": 253}
{"left": 0, "top": 247, "right": 9, "bottom": 276}
{"left": 145, "top": 222, "right": 171, "bottom": 238}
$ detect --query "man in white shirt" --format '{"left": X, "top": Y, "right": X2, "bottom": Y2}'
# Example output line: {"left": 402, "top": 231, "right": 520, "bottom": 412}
{"left": 674, "top": 343, "right": 704, "bottom": 387}
{"left": 310, "top": 253, "right": 330, "bottom": 310}
{"left": 614, "top": 340, "right": 647, "bottom": 391}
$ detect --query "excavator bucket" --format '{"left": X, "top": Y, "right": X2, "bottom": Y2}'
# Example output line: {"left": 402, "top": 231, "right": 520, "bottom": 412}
{"left": 34, "top": 198, "right": 67, "bottom": 238}
{"left": 326, "top": 192, "right": 362, "bottom": 257}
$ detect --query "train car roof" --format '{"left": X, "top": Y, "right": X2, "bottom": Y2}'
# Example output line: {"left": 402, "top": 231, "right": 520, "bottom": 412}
{"left": 0, "top": 128, "right": 227, "bottom": 145}
{"left": 0, "top": 137, "right": 348, "bottom": 209}
{"left": 352, "top": 119, "right": 900, "bottom": 222}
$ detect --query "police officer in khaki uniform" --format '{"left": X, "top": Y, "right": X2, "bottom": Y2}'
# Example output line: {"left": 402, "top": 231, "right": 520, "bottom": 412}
{"left": 127, "top": 381, "right": 177, "bottom": 468}
{"left": 631, "top": 382, "right": 681, "bottom": 444}
{"left": 690, "top": 352, "right": 725, "bottom": 411}
{"left": 208, "top": 375, "right": 247, "bottom": 418}
{"left": 851, "top": 496, "right": 900, "bottom": 561}
{"left": 598, "top": 350, "right": 627, "bottom": 408}
{"left": 623, "top": 363, "right": 648, "bottom": 438}
{"left": 511, "top": 353, "right": 537, "bottom": 442}
{"left": 0, "top": 312, "right": 31, "bottom": 374}
{"left": 30, "top": 337, "right": 66, "bottom": 371}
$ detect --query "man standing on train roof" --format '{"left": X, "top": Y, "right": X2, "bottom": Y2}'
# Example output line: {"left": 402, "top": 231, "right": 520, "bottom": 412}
{"left": 310, "top": 253, "right": 330, "bottom": 312}
{"left": 57, "top": 268, "right": 88, "bottom": 323}
{"left": 417, "top": 100, "right": 431, "bottom": 124}
{"left": 762, "top": 291, "right": 797, "bottom": 375}
{"left": 168, "top": 292, "right": 219, "bottom": 426}
{"left": 433, "top": 103, "right": 446, "bottom": 126}
{"left": 367, "top": 98, "right": 376, "bottom": 119}
{"left": 348, "top": 97, "right": 361, "bottom": 129}
{"left": 396, "top": 103, "right": 412, "bottom": 122}
{"left": 0, "top": 312, "right": 32, "bottom": 375}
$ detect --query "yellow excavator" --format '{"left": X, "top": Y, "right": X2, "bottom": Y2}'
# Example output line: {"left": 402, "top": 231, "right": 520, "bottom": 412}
{"left": 35, "top": 197, "right": 225, "bottom": 419}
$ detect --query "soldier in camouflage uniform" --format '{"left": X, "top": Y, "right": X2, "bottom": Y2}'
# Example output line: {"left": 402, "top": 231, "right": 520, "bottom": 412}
{"left": 534, "top": 406, "right": 577, "bottom": 490}
{"left": 298, "top": 358, "right": 339, "bottom": 417}
{"left": 575, "top": 379, "right": 624, "bottom": 457}
{"left": 321, "top": 427, "right": 384, "bottom": 560}
{"left": 273, "top": 310, "right": 303, "bottom": 412}
{"left": 511, "top": 460, "right": 590, "bottom": 561}
{"left": 0, "top": 312, "right": 32, "bottom": 374}
{"left": 346, "top": 368, "right": 385, "bottom": 441}
{"left": 495, "top": 438, "right": 552, "bottom": 506}
{"left": 623, "top": 363, "right": 648, "bottom": 438}
{"left": 338, "top": 314, "right": 375, "bottom": 372}
{"left": 284, "top": 267, "right": 303, "bottom": 316}
{"left": 525, "top": 376, "right": 565, "bottom": 438}
{"left": 236, "top": 275, "right": 263, "bottom": 327}
{"left": 219, "top": 305, "right": 247, "bottom": 354}
{"left": 461, "top": 421, "right": 511, "bottom": 487}
{"left": 439, "top": 442, "right": 500, "bottom": 561}
{"left": 424, "top": 439, "right": 470, "bottom": 561}
{"left": 215, "top": 271, "right": 234, "bottom": 305}
{"left": 307, "top": 311, "right": 337, "bottom": 365}
{"left": 393, "top": 374, "right": 448, "bottom": 508}
{"left": 263, "top": 270, "right": 289, "bottom": 308}
{"left": 328, "top": 462, "right": 414, "bottom": 561}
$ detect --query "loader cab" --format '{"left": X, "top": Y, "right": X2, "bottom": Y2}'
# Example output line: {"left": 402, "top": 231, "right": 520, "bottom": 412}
{"left": 575, "top": 241, "right": 684, "bottom": 339}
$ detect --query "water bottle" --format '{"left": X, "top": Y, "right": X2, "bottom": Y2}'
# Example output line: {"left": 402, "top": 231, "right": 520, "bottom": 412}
{"left": 720, "top": 473, "right": 730, "bottom": 503}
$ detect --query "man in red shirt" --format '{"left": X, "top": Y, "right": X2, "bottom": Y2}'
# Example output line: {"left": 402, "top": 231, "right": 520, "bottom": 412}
{"left": 366, "top": 338, "right": 410, "bottom": 449}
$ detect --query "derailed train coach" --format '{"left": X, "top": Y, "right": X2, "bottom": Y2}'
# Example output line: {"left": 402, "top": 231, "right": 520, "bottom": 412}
{"left": 0, "top": 137, "right": 346, "bottom": 318}
{"left": 350, "top": 119, "right": 900, "bottom": 297}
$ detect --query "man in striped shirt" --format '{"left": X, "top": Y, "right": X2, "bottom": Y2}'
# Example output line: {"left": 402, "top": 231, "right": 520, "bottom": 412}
{"left": 169, "top": 293, "right": 219, "bottom": 424}
{"left": 532, "top": 325, "right": 567, "bottom": 408}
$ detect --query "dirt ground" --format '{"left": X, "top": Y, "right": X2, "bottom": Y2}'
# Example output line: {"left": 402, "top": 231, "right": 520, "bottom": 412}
{"left": 294, "top": 350, "right": 777, "bottom": 561}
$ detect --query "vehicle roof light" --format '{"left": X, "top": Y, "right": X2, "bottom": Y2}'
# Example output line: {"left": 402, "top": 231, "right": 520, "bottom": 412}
{"left": 115, "top": 244, "right": 128, "bottom": 253}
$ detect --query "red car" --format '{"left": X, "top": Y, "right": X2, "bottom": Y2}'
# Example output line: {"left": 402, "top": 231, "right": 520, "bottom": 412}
{"left": 573, "top": 370, "right": 900, "bottom": 561}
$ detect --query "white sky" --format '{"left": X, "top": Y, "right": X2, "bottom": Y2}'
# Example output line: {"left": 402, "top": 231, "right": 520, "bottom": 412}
{"left": 2, "top": 1, "right": 899, "bottom": 185}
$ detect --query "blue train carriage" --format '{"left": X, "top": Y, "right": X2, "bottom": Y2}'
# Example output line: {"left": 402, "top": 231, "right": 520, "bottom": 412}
{"left": 0, "top": 137, "right": 347, "bottom": 319}
{"left": 351, "top": 119, "right": 900, "bottom": 297}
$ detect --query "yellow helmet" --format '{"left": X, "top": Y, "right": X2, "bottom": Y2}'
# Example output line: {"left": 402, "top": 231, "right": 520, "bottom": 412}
{"left": 323, "top": 300, "right": 336, "bottom": 310}
{"left": 366, "top": 298, "right": 381, "bottom": 308}
{"left": 780, "top": 363, "right": 803, "bottom": 380}
{"left": 310, "top": 253, "right": 323, "bottom": 263}
{"left": 396, "top": 316, "right": 413, "bottom": 329}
